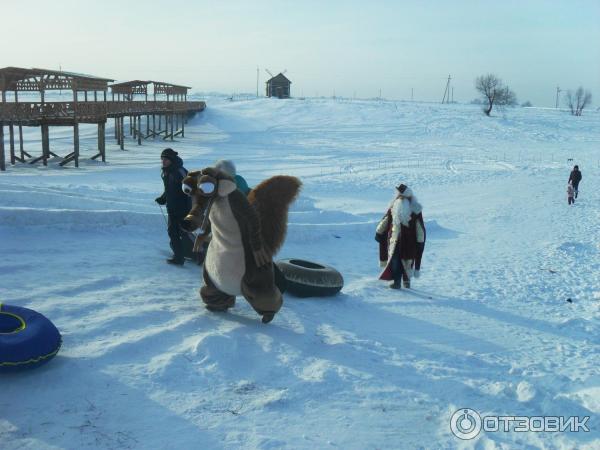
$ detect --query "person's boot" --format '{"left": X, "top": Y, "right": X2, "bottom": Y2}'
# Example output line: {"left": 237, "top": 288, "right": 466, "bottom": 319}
{"left": 403, "top": 277, "right": 411, "bottom": 289}
{"left": 166, "top": 257, "right": 184, "bottom": 266}
{"left": 389, "top": 281, "right": 401, "bottom": 289}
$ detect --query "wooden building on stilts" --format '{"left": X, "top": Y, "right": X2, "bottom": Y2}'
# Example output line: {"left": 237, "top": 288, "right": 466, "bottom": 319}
{"left": 108, "top": 81, "right": 193, "bottom": 148}
{"left": 0, "top": 67, "right": 205, "bottom": 171}
{"left": 0, "top": 67, "right": 114, "bottom": 170}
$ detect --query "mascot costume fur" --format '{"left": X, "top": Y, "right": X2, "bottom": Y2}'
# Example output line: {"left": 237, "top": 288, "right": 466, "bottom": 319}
{"left": 181, "top": 167, "right": 301, "bottom": 323}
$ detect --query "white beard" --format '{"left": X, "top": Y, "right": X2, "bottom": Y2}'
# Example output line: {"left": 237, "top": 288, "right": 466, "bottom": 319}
{"left": 391, "top": 196, "right": 423, "bottom": 227}
{"left": 392, "top": 197, "right": 412, "bottom": 227}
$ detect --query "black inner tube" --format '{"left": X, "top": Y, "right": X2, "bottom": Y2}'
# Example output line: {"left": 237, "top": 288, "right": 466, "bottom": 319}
{"left": 289, "top": 259, "right": 325, "bottom": 270}
{"left": 0, "top": 312, "right": 24, "bottom": 334}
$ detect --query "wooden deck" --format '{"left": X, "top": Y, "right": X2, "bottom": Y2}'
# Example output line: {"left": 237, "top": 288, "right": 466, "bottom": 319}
{"left": 1, "top": 67, "right": 206, "bottom": 171}
{"left": 0, "top": 101, "right": 205, "bottom": 125}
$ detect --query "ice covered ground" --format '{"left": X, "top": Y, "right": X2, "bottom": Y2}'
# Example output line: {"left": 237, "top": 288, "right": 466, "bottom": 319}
{"left": 1, "top": 97, "right": 599, "bottom": 449}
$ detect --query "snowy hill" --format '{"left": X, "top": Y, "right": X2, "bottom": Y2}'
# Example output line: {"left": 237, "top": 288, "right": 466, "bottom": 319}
{"left": 1, "top": 98, "right": 599, "bottom": 449}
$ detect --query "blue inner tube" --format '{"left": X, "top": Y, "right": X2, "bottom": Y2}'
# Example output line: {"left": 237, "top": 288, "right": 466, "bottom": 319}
{"left": 0, "top": 304, "right": 62, "bottom": 372}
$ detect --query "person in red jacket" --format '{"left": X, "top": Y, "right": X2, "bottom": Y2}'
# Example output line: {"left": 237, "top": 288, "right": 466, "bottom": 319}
{"left": 376, "top": 184, "right": 426, "bottom": 289}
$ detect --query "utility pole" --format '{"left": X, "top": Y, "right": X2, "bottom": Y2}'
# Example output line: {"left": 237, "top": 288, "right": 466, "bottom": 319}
{"left": 555, "top": 86, "right": 561, "bottom": 108}
{"left": 411, "top": 88, "right": 414, "bottom": 101}
{"left": 442, "top": 75, "right": 451, "bottom": 103}
{"left": 451, "top": 87, "right": 454, "bottom": 103}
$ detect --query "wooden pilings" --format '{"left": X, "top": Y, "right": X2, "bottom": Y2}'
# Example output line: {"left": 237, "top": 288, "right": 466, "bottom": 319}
{"left": 9, "top": 124, "right": 15, "bottom": 165}
{"left": 41, "top": 124, "right": 49, "bottom": 166}
{"left": 74, "top": 123, "right": 80, "bottom": 167}
{"left": 0, "top": 124, "right": 5, "bottom": 171}
{"left": 91, "top": 122, "right": 106, "bottom": 162}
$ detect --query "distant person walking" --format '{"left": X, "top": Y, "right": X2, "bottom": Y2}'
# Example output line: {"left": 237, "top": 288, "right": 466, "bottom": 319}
{"left": 376, "top": 184, "right": 426, "bottom": 289}
{"left": 568, "top": 165, "right": 582, "bottom": 199}
{"left": 215, "top": 159, "right": 251, "bottom": 195}
{"left": 567, "top": 181, "right": 575, "bottom": 205}
{"left": 155, "top": 148, "right": 192, "bottom": 265}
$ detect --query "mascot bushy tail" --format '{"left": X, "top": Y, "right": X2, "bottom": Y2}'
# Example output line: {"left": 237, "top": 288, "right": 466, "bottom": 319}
{"left": 182, "top": 168, "right": 301, "bottom": 323}
{"left": 248, "top": 175, "right": 302, "bottom": 257}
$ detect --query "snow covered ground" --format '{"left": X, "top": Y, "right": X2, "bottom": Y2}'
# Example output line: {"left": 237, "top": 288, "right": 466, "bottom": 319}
{"left": 1, "top": 97, "right": 599, "bottom": 449}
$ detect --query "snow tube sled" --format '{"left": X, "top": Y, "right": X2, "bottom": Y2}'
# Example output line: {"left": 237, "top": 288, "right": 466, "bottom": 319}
{"left": 275, "top": 259, "right": 343, "bottom": 298}
{"left": 0, "top": 304, "right": 62, "bottom": 372}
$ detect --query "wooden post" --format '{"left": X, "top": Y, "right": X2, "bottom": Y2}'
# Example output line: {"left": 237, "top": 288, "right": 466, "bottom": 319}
{"left": 0, "top": 124, "right": 5, "bottom": 171}
{"left": 146, "top": 115, "right": 149, "bottom": 137}
{"left": 181, "top": 114, "right": 185, "bottom": 137}
{"left": 19, "top": 126, "right": 24, "bottom": 160}
{"left": 74, "top": 123, "right": 80, "bottom": 168}
{"left": 41, "top": 124, "right": 49, "bottom": 166}
{"left": 100, "top": 122, "right": 106, "bottom": 162}
{"left": 97, "top": 122, "right": 104, "bottom": 160}
{"left": 129, "top": 116, "right": 132, "bottom": 136}
{"left": 170, "top": 114, "right": 174, "bottom": 141}
{"left": 158, "top": 114, "right": 162, "bottom": 130}
{"left": 94, "top": 91, "right": 97, "bottom": 102}
{"left": 120, "top": 117, "right": 124, "bottom": 150}
{"left": 114, "top": 118, "right": 118, "bottom": 140}
{"left": 9, "top": 125, "right": 15, "bottom": 164}
{"left": 152, "top": 114, "right": 156, "bottom": 138}
{"left": 137, "top": 116, "right": 142, "bottom": 145}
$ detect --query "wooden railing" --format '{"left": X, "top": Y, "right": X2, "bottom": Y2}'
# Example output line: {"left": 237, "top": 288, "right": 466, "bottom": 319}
{"left": 0, "top": 102, "right": 107, "bottom": 121}
{"left": 106, "top": 101, "right": 205, "bottom": 115}
{"left": 0, "top": 100, "right": 205, "bottom": 122}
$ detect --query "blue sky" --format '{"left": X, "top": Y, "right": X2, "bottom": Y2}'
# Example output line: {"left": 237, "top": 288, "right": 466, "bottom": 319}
{"left": 2, "top": 0, "right": 599, "bottom": 106}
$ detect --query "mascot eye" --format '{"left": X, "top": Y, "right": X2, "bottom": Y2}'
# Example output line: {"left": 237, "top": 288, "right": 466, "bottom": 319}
{"left": 182, "top": 184, "right": 193, "bottom": 195}
{"left": 198, "top": 181, "right": 215, "bottom": 195}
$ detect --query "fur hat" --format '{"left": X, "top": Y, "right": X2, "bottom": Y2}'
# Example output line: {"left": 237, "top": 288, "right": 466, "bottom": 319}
{"left": 396, "top": 183, "right": 413, "bottom": 198}
{"left": 215, "top": 159, "right": 237, "bottom": 177}
{"left": 161, "top": 148, "right": 178, "bottom": 161}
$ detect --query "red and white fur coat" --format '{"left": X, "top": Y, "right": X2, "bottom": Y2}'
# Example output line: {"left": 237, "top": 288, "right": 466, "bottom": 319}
{"left": 376, "top": 196, "right": 426, "bottom": 281}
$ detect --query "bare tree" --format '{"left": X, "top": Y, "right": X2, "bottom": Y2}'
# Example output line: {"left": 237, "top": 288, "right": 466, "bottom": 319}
{"left": 565, "top": 87, "right": 592, "bottom": 116}
{"left": 475, "top": 74, "right": 518, "bottom": 116}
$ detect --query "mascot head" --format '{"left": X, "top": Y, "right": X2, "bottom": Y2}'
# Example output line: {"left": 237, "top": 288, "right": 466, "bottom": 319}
{"left": 181, "top": 167, "right": 237, "bottom": 232}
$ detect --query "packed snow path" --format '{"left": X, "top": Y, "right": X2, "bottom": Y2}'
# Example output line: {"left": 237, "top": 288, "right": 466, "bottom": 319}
{"left": 1, "top": 98, "right": 599, "bottom": 449}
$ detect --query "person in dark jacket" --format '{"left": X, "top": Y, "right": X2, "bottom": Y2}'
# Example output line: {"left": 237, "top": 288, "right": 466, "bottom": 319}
{"left": 155, "top": 148, "right": 192, "bottom": 265}
{"left": 568, "top": 165, "right": 582, "bottom": 198}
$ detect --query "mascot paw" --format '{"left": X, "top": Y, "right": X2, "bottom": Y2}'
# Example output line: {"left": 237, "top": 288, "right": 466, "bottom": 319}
{"left": 261, "top": 312, "right": 275, "bottom": 324}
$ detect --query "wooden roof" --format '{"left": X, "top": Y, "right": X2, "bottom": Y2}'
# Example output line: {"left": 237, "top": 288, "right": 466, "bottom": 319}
{"left": 0, "top": 67, "right": 114, "bottom": 92}
{"left": 151, "top": 81, "right": 191, "bottom": 96}
{"left": 110, "top": 80, "right": 151, "bottom": 95}
{"left": 266, "top": 73, "right": 291, "bottom": 85}
{"left": 109, "top": 80, "right": 191, "bottom": 96}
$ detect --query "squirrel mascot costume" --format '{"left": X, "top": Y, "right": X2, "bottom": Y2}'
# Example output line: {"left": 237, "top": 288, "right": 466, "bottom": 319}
{"left": 181, "top": 167, "right": 301, "bottom": 323}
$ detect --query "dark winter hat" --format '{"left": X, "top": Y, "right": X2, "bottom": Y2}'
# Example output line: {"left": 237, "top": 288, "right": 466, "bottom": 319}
{"left": 574, "top": 165, "right": 579, "bottom": 170}
{"left": 395, "top": 183, "right": 413, "bottom": 197}
{"left": 161, "top": 148, "right": 178, "bottom": 161}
